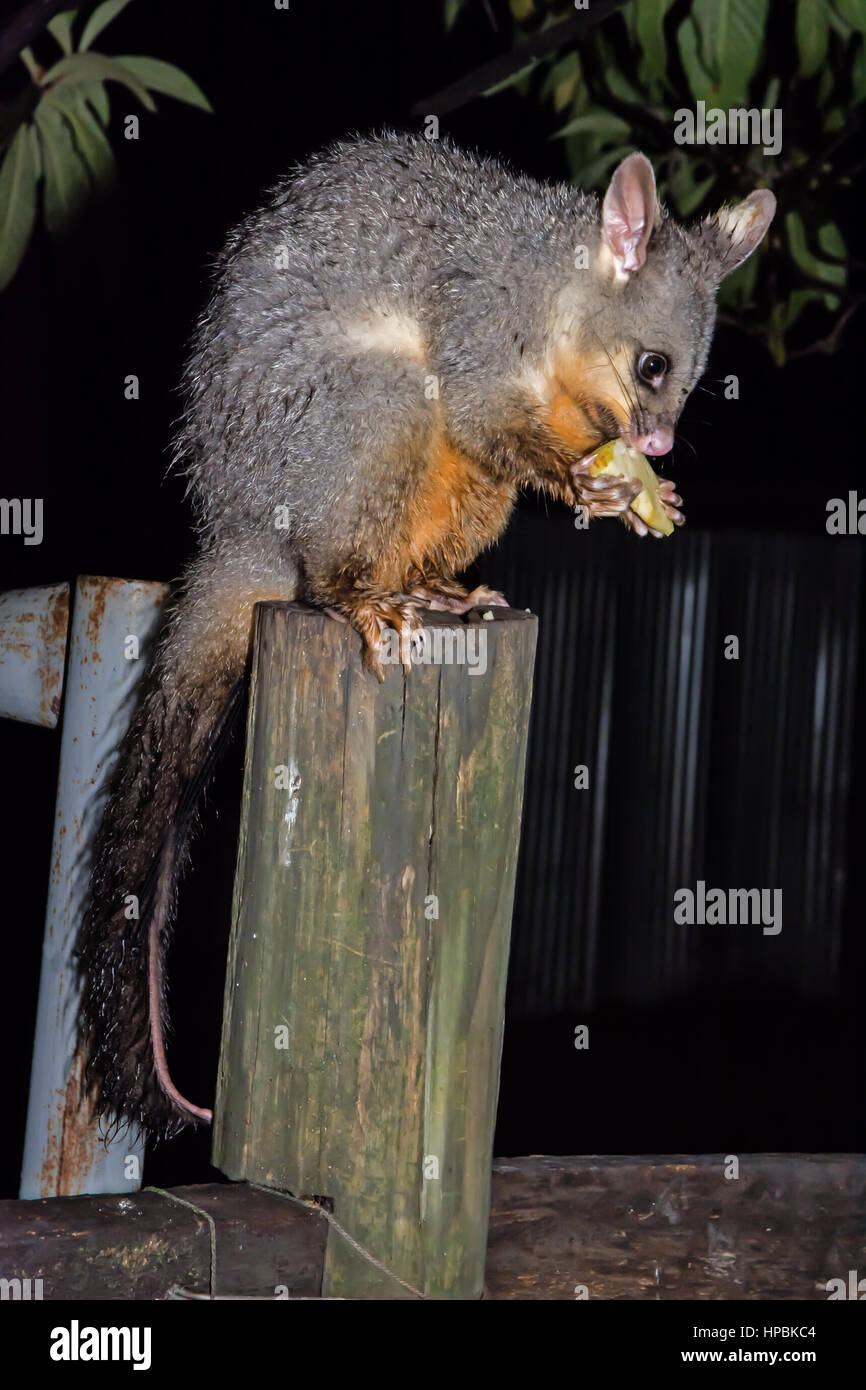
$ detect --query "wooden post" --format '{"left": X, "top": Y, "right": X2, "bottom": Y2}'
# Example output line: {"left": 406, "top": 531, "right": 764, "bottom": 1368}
{"left": 212, "top": 601, "right": 537, "bottom": 1298}
{"left": 19, "top": 577, "right": 165, "bottom": 1198}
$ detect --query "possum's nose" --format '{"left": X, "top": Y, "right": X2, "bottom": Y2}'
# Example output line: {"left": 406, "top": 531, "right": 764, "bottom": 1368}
{"left": 629, "top": 423, "right": 674, "bottom": 456}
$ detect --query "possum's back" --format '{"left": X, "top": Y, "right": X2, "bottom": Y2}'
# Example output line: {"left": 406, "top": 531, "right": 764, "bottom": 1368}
{"left": 223, "top": 131, "right": 580, "bottom": 309}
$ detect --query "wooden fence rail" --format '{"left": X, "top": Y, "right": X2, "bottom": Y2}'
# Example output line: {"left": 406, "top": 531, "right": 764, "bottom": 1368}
{"left": 1, "top": 1156, "right": 861, "bottom": 1300}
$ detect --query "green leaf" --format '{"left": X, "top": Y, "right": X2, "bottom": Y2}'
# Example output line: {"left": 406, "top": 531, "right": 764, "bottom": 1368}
{"left": 33, "top": 102, "right": 91, "bottom": 236}
{"left": 30, "top": 121, "right": 42, "bottom": 179}
{"left": 29, "top": 119, "right": 42, "bottom": 177}
{"left": 620, "top": 1, "right": 639, "bottom": 43}
{"left": 691, "top": 0, "right": 770, "bottom": 106}
{"left": 666, "top": 159, "right": 717, "bottom": 215}
{"left": 594, "top": 31, "right": 645, "bottom": 106}
{"left": 47, "top": 12, "right": 77, "bottom": 56}
{"left": 677, "top": 17, "right": 714, "bottom": 101}
{"left": 44, "top": 88, "right": 116, "bottom": 189}
{"left": 80, "top": 0, "right": 133, "bottom": 52}
{"left": 767, "top": 302, "right": 787, "bottom": 364}
{"left": 818, "top": 220, "right": 847, "bottom": 261}
{"left": 783, "top": 286, "right": 826, "bottom": 331}
{"left": 832, "top": 0, "right": 866, "bottom": 34}
{"left": 82, "top": 82, "right": 110, "bottom": 126}
{"left": 796, "top": 0, "right": 831, "bottom": 76}
{"left": 0, "top": 123, "right": 40, "bottom": 291}
{"left": 543, "top": 50, "right": 581, "bottom": 113}
{"left": 715, "top": 244, "right": 760, "bottom": 308}
{"left": 786, "top": 209, "right": 845, "bottom": 288}
{"left": 635, "top": 0, "right": 677, "bottom": 87}
{"left": 817, "top": 61, "right": 835, "bottom": 104}
{"left": 114, "top": 56, "right": 213, "bottom": 112}
{"left": 19, "top": 47, "right": 39, "bottom": 79}
{"left": 0, "top": 83, "right": 41, "bottom": 146}
{"left": 41, "top": 53, "right": 157, "bottom": 112}
{"left": 602, "top": 65, "right": 644, "bottom": 108}
{"left": 483, "top": 58, "right": 539, "bottom": 98}
{"left": 571, "top": 143, "right": 634, "bottom": 189}
{"left": 552, "top": 111, "right": 630, "bottom": 140}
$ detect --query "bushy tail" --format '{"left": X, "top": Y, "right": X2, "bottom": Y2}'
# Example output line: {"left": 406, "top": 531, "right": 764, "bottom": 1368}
{"left": 79, "top": 549, "right": 296, "bottom": 1138}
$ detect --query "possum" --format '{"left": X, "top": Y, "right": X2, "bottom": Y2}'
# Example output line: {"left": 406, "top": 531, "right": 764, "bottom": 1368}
{"left": 78, "top": 131, "right": 775, "bottom": 1137}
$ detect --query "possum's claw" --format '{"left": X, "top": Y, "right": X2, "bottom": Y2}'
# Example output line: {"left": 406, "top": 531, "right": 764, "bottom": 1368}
{"left": 368, "top": 599, "right": 425, "bottom": 679}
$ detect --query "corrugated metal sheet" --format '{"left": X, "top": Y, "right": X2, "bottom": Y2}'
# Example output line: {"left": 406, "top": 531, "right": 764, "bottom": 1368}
{"left": 480, "top": 518, "right": 860, "bottom": 1017}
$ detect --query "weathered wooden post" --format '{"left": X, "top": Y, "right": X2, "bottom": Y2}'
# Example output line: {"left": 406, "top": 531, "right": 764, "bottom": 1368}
{"left": 213, "top": 601, "right": 536, "bottom": 1298}
{"left": 16, "top": 577, "right": 166, "bottom": 1199}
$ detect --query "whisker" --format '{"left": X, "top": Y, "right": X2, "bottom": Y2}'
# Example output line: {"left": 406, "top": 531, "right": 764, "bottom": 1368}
{"left": 624, "top": 351, "right": 644, "bottom": 431}
{"left": 587, "top": 327, "right": 639, "bottom": 422}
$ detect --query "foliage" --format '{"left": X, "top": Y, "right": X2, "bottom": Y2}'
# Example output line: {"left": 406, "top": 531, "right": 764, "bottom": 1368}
{"left": 0, "top": 1, "right": 211, "bottom": 292}
{"left": 443, "top": 0, "right": 866, "bottom": 363}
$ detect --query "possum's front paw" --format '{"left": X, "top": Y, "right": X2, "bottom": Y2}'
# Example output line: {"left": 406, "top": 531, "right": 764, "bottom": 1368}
{"left": 570, "top": 460, "right": 642, "bottom": 520}
{"left": 623, "top": 477, "right": 685, "bottom": 537}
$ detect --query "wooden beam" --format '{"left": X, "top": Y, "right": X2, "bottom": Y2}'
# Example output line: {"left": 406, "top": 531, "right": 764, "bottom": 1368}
{"left": 0, "top": 1183, "right": 325, "bottom": 1300}
{"left": 485, "top": 1154, "right": 866, "bottom": 1300}
{"left": 212, "top": 602, "right": 538, "bottom": 1299}
{"left": 1, "top": 1157, "right": 861, "bottom": 1299}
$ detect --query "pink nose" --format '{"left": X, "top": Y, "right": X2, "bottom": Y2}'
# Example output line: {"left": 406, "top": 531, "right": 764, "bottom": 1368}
{"left": 630, "top": 425, "right": 673, "bottom": 456}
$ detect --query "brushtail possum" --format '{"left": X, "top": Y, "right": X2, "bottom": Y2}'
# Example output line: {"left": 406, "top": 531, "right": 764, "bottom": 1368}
{"left": 79, "top": 132, "right": 775, "bottom": 1137}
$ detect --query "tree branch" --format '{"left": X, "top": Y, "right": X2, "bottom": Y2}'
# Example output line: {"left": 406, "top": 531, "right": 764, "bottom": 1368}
{"left": 411, "top": 0, "right": 630, "bottom": 117}
{"left": 785, "top": 299, "right": 865, "bottom": 361}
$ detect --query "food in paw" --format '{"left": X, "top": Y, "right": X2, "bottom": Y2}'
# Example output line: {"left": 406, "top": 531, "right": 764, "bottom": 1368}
{"left": 585, "top": 438, "right": 675, "bottom": 536}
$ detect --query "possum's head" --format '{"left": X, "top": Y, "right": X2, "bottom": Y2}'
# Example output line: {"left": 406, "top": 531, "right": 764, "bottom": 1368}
{"left": 549, "top": 152, "right": 775, "bottom": 457}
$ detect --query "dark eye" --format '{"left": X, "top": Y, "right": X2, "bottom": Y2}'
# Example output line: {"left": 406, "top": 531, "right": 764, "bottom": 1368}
{"left": 637, "top": 351, "right": 668, "bottom": 384}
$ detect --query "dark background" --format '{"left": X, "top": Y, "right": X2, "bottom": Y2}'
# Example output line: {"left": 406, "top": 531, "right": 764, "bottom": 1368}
{"left": 0, "top": 0, "right": 862, "bottom": 1195}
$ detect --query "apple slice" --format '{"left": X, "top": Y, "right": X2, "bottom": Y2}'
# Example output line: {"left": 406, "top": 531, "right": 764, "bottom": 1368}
{"left": 586, "top": 438, "right": 674, "bottom": 537}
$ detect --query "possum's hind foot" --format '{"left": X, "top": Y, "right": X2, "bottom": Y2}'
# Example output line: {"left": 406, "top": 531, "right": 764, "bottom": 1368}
{"left": 321, "top": 576, "right": 509, "bottom": 678}
{"left": 326, "top": 588, "right": 426, "bottom": 679}
{"left": 411, "top": 577, "right": 510, "bottom": 614}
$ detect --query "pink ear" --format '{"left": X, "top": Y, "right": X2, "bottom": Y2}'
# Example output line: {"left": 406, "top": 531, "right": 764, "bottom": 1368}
{"left": 601, "top": 152, "right": 659, "bottom": 280}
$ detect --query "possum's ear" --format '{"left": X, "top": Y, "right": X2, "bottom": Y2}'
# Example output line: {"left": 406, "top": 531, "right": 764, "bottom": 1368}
{"left": 600, "top": 152, "right": 660, "bottom": 282}
{"left": 702, "top": 189, "right": 776, "bottom": 279}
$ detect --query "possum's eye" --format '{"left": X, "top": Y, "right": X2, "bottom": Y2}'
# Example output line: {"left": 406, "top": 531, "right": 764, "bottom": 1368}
{"left": 637, "top": 351, "right": 668, "bottom": 386}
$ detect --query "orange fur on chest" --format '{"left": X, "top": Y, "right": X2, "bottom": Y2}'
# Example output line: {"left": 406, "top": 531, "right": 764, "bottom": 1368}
{"left": 378, "top": 429, "right": 514, "bottom": 588}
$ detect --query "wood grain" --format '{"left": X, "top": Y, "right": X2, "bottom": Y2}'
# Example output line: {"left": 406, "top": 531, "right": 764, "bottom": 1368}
{"left": 0, "top": 1183, "right": 325, "bottom": 1300}
{"left": 212, "top": 602, "right": 538, "bottom": 1299}
{"left": 485, "top": 1154, "right": 866, "bottom": 1300}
